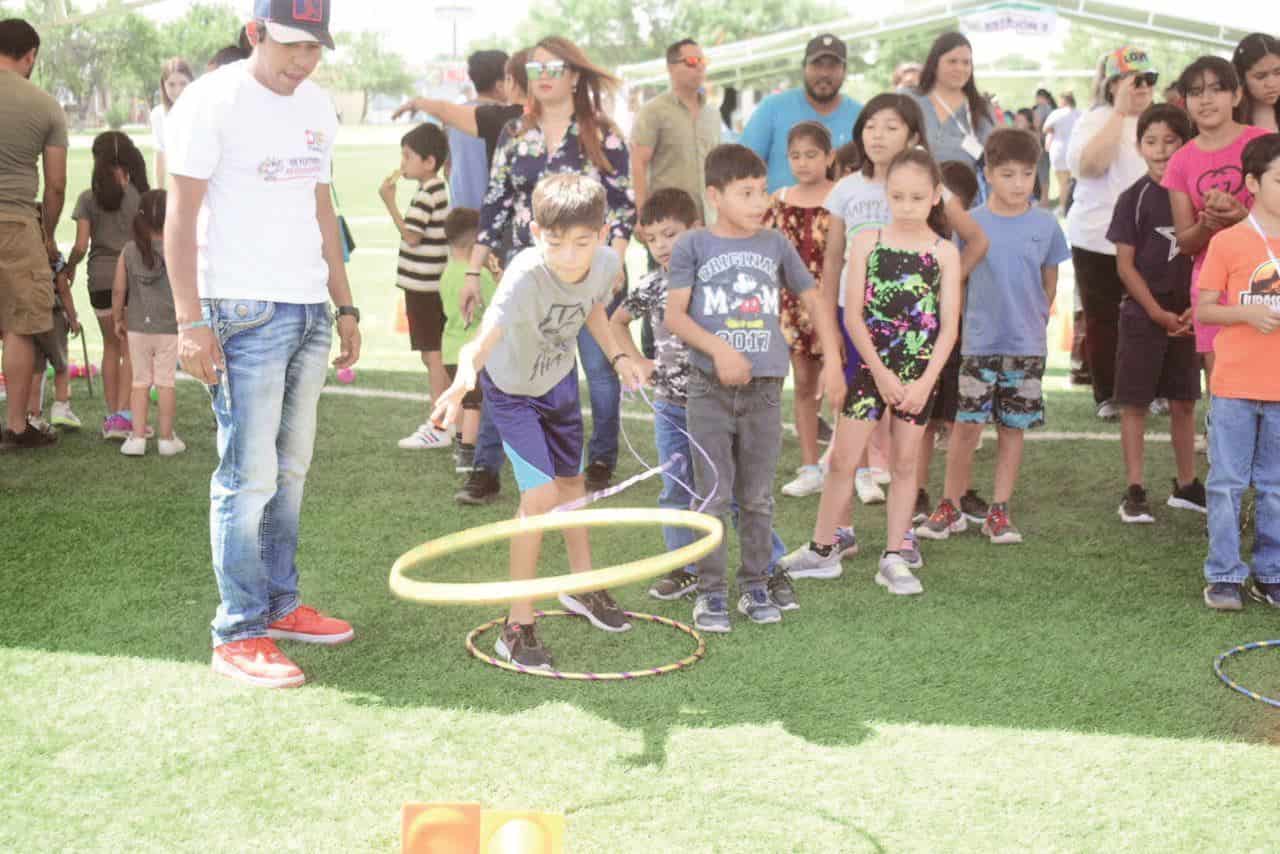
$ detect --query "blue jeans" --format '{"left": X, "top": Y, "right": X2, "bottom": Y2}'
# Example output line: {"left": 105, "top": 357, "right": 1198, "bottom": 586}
{"left": 577, "top": 302, "right": 621, "bottom": 470}
{"left": 202, "top": 300, "right": 332, "bottom": 645}
{"left": 1204, "top": 395, "right": 1280, "bottom": 585}
{"left": 656, "top": 394, "right": 786, "bottom": 583}
{"left": 472, "top": 299, "right": 623, "bottom": 477}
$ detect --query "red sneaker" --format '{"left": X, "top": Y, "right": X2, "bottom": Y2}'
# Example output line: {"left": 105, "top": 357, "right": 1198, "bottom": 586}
{"left": 267, "top": 605, "right": 354, "bottom": 645}
{"left": 211, "top": 638, "right": 305, "bottom": 688}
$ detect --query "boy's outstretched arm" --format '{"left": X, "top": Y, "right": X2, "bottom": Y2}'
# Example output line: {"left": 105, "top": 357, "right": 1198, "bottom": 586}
{"left": 432, "top": 324, "right": 503, "bottom": 430}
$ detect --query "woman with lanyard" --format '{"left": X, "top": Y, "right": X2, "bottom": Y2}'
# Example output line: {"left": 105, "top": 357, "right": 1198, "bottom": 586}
{"left": 911, "top": 32, "right": 995, "bottom": 186}
{"left": 460, "top": 36, "right": 634, "bottom": 494}
{"left": 1065, "top": 47, "right": 1155, "bottom": 421}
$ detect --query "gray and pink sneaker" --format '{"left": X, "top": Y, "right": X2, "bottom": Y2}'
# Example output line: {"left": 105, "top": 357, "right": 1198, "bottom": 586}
{"left": 101, "top": 413, "right": 132, "bottom": 440}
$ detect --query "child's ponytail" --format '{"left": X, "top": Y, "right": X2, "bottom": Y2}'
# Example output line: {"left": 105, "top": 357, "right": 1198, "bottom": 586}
{"left": 90, "top": 132, "right": 126, "bottom": 212}
{"left": 132, "top": 189, "right": 167, "bottom": 272}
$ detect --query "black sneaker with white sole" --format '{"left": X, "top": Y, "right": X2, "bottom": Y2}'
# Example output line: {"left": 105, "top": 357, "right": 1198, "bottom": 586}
{"left": 455, "top": 468, "right": 500, "bottom": 505}
{"left": 766, "top": 570, "right": 799, "bottom": 611}
{"left": 913, "top": 488, "right": 931, "bottom": 525}
{"left": 648, "top": 568, "right": 698, "bottom": 600}
{"left": 959, "top": 489, "right": 990, "bottom": 525}
{"left": 1119, "top": 484, "right": 1155, "bottom": 524}
{"left": 1247, "top": 579, "right": 1280, "bottom": 608}
{"left": 559, "top": 590, "right": 631, "bottom": 632}
{"left": 495, "top": 621, "right": 553, "bottom": 669}
{"left": 1167, "top": 478, "right": 1207, "bottom": 514}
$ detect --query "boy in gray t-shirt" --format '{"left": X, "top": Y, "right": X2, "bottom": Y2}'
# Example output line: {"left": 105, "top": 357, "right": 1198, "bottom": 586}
{"left": 432, "top": 174, "right": 644, "bottom": 671}
{"left": 665, "top": 145, "right": 847, "bottom": 632}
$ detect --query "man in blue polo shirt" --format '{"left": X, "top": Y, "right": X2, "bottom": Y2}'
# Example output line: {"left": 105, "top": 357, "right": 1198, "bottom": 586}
{"left": 740, "top": 33, "right": 863, "bottom": 192}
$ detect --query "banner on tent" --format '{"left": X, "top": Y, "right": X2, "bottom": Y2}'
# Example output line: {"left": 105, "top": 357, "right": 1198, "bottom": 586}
{"left": 961, "top": 2, "right": 1057, "bottom": 36}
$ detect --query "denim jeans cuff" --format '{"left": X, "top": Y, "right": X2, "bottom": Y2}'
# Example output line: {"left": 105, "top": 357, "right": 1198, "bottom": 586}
{"left": 266, "top": 597, "right": 300, "bottom": 625}
{"left": 212, "top": 628, "right": 268, "bottom": 647}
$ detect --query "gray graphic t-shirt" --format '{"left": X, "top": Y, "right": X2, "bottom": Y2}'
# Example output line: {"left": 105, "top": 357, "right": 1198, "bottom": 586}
{"left": 667, "top": 228, "right": 814, "bottom": 378}
{"left": 621, "top": 269, "right": 689, "bottom": 405}
{"left": 482, "top": 245, "right": 620, "bottom": 397}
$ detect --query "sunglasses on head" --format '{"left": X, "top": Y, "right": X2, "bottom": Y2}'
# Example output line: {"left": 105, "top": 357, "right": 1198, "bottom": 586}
{"left": 526, "top": 60, "right": 569, "bottom": 81}
{"left": 669, "top": 55, "right": 707, "bottom": 69}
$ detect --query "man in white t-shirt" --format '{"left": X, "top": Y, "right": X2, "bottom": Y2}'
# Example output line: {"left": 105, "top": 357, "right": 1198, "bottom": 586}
{"left": 164, "top": 0, "right": 361, "bottom": 689}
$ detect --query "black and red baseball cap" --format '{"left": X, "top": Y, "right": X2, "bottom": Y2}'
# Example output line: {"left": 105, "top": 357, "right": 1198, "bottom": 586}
{"left": 252, "top": 0, "right": 334, "bottom": 49}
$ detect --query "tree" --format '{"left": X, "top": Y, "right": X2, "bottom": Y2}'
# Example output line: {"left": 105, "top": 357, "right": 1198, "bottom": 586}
{"left": 33, "top": 6, "right": 162, "bottom": 124}
{"left": 158, "top": 2, "right": 244, "bottom": 70}
{"left": 321, "top": 31, "right": 416, "bottom": 121}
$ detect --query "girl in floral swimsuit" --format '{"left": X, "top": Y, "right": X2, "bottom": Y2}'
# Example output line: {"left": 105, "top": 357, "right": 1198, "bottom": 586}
{"left": 765, "top": 121, "right": 835, "bottom": 497}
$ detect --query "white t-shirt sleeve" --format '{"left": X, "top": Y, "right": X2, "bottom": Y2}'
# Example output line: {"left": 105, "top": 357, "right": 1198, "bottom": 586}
{"left": 1065, "top": 107, "right": 1103, "bottom": 177}
{"left": 149, "top": 105, "right": 166, "bottom": 154}
{"left": 164, "top": 77, "right": 227, "bottom": 181}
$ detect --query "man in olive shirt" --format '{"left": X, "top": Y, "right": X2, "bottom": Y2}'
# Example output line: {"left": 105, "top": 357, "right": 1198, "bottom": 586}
{"left": 0, "top": 18, "right": 67, "bottom": 449}
{"left": 630, "top": 39, "right": 722, "bottom": 221}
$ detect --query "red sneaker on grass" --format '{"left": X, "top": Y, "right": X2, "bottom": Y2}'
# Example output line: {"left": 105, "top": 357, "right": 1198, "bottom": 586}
{"left": 267, "top": 605, "right": 354, "bottom": 645}
{"left": 211, "top": 638, "right": 305, "bottom": 689}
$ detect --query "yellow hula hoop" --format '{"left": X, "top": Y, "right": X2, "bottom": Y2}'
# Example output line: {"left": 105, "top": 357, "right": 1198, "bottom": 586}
{"left": 389, "top": 508, "right": 724, "bottom": 605}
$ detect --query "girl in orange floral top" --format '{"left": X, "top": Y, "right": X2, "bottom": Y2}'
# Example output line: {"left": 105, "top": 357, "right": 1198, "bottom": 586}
{"left": 766, "top": 121, "right": 835, "bottom": 497}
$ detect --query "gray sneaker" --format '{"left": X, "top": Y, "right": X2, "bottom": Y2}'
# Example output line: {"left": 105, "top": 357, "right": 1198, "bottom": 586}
{"left": 900, "top": 531, "right": 924, "bottom": 570}
{"left": 1203, "top": 582, "right": 1243, "bottom": 611}
{"left": 495, "top": 621, "right": 553, "bottom": 670}
{"left": 693, "top": 593, "right": 731, "bottom": 633}
{"left": 875, "top": 552, "right": 924, "bottom": 596}
{"left": 737, "top": 588, "right": 782, "bottom": 624}
{"left": 779, "top": 543, "right": 843, "bottom": 580}
{"left": 766, "top": 570, "right": 799, "bottom": 611}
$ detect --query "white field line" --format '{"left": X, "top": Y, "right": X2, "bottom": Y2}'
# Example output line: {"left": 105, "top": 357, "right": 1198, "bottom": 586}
{"left": 312, "top": 382, "right": 1166, "bottom": 443}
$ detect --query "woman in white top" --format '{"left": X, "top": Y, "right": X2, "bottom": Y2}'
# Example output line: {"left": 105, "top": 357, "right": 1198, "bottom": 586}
{"left": 1042, "top": 92, "right": 1080, "bottom": 213}
{"left": 149, "top": 58, "right": 193, "bottom": 187}
{"left": 1065, "top": 47, "right": 1155, "bottom": 420}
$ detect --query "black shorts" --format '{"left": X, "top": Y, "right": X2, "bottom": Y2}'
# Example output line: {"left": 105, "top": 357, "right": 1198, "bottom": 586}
{"left": 929, "top": 336, "right": 962, "bottom": 423}
{"left": 445, "top": 364, "right": 482, "bottom": 410}
{"left": 403, "top": 289, "right": 445, "bottom": 352}
{"left": 89, "top": 288, "right": 112, "bottom": 311}
{"left": 1114, "top": 293, "right": 1200, "bottom": 407}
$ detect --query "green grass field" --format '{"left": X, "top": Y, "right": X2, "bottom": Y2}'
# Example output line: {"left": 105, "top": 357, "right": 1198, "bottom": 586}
{"left": 4, "top": 132, "right": 1280, "bottom": 852}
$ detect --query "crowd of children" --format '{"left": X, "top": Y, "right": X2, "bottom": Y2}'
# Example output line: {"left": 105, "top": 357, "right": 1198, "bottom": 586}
{"left": 7, "top": 39, "right": 1280, "bottom": 670}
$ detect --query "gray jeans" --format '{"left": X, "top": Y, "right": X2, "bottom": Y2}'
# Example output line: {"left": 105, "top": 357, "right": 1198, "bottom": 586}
{"left": 685, "top": 369, "right": 784, "bottom": 596}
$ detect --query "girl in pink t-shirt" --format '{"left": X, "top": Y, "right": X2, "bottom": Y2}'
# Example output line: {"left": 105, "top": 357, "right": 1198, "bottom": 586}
{"left": 1163, "top": 56, "right": 1272, "bottom": 372}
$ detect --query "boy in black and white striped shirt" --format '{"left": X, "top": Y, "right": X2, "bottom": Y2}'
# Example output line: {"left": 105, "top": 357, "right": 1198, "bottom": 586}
{"left": 379, "top": 122, "right": 452, "bottom": 449}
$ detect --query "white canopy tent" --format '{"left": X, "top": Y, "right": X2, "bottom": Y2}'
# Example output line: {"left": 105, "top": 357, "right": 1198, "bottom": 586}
{"left": 616, "top": 0, "right": 1260, "bottom": 89}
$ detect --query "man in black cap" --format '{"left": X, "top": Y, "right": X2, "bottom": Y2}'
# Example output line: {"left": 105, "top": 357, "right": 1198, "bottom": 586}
{"left": 164, "top": 0, "right": 361, "bottom": 688}
{"left": 740, "top": 33, "right": 863, "bottom": 192}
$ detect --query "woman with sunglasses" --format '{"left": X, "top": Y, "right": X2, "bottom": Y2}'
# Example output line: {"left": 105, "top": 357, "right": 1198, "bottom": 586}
{"left": 463, "top": 35, "right": 635, "bottom": 493}
{"left": 1065, "top": 46, "right": 1156, "bottom": 421}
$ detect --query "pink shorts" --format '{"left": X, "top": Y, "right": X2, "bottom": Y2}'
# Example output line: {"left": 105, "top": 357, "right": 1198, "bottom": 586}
{"left": 128, "top": 332, "right": 179, "bottom": 388}
{"left": 1191, "top": 286, "right": 1221, "bottom": 354}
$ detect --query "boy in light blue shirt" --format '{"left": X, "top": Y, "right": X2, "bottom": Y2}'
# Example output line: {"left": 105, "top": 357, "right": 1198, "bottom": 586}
{"left": 918, "top": 128, "right": 1070, "bottom": 546}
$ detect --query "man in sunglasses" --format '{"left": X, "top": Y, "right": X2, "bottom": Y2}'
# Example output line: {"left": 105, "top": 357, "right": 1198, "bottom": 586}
{"left": 740, "top": 33, "right": 863, "bottom": 192}
{"left": 631, "top": 39, "right": 722, "bottom": 222}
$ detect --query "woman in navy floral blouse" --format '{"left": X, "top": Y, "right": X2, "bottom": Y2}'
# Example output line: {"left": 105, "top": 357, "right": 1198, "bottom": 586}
{"left": 462, "top": 35, "right": 636, "bottom": 492}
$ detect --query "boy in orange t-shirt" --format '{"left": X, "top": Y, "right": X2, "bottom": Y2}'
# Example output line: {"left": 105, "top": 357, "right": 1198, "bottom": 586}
{"left": 1196, "top": 133, "right": 1280, "bottom": 611}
